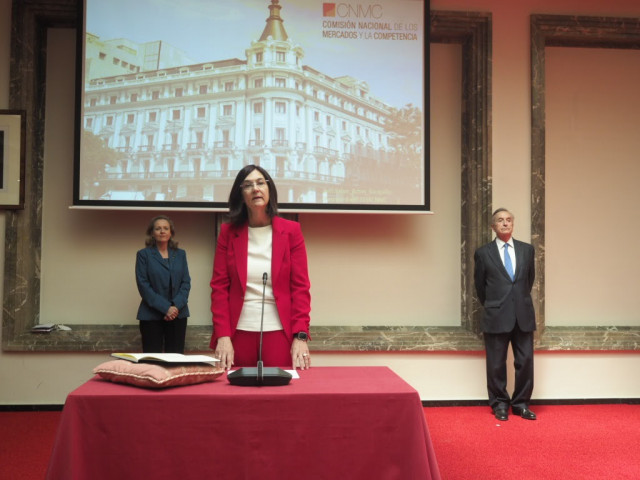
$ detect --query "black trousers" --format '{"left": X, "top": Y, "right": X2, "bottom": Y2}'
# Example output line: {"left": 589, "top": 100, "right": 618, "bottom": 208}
{"left": 139, "top": 318, "right": 187, "bottom": 353}
{"left": 483, "top": 323, "right": 534, "bottom": 411}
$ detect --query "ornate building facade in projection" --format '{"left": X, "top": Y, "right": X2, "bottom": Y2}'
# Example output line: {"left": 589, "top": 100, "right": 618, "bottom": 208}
{"left": 81, "top": 1, "right": 404, "bottom": 205}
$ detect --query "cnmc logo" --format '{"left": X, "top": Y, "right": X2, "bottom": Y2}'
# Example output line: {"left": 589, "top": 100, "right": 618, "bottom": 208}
{"left": 322, "top": 3, "right": 383, "bottom": 19}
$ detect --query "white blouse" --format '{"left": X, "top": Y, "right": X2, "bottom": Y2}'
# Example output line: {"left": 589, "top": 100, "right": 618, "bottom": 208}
{"left": 236, "top": 225, "right": 283, "bottom": 332}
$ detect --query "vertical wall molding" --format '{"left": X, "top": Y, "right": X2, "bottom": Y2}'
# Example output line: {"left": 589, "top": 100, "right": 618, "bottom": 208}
{"left": 431, "top": 11, "right": 493, "bottom": 336}
{"left": 530, "top": 14, "right": 640, "bottom": 348}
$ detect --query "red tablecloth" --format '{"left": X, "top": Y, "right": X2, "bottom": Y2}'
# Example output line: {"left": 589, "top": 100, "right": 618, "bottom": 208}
{"left": 46, "top": 366, "right": 440, "bottom": 480}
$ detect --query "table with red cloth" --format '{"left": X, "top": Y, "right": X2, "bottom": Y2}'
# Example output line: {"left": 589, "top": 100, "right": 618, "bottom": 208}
{"left": 46, "top": 366, "right": 441, "bottom": 480}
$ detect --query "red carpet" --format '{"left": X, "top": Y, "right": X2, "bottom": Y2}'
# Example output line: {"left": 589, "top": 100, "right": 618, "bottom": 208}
{"left": 2, "top": 405, "right": 639, "bottom": 479}
{"left": 0, "top": 411, "right": 60, "bottom": 480}
{"left": 424, "top": 404, "right": 640, "bottom": 480}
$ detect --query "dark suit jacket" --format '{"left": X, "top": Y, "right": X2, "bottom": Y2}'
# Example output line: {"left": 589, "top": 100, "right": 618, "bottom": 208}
{"left": 135, "top": 246, "right": 191, "bottom": 321}
{"left": 474, "top": 238, "right": 536, "bottom": 334}
{"left": 209, "top": 216, "right": 311, "bottom": 349}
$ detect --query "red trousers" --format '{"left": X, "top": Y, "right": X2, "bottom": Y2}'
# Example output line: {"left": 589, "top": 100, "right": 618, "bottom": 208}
{"left": 232, "top": 330, "right": 292, "bottom": 368}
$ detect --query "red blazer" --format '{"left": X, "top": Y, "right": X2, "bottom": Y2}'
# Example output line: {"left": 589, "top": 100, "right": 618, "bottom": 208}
{"left": 209, "top": 216, "right": 311, "bottom": 349}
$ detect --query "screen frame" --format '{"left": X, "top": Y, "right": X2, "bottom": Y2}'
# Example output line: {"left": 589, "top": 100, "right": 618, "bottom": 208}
{"left": 72, "top": 0, "right": 430, "bottom": 213}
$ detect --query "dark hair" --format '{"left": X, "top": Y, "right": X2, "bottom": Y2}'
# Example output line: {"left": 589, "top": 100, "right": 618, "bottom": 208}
{"left": 228, "top": 165, "right": 278, "bottom": 226}
{"left": 144, "top": 215, "right": 179, "bottom": 248}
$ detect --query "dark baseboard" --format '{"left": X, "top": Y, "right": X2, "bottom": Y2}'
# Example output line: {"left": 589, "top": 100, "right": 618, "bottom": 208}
{"left": 422, "top": 398, "right": 640, "bottom": 407}
{"left": 0, "top": 404, "right": 64, "bottom": 411}
{"left": 2, "top": 399, "right": 639, "bottom": 411}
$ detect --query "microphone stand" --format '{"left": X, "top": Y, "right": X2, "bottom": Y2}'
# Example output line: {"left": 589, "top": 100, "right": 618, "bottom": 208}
{"left": 227, "top": 272, "right": 292, "bottom": 386}
{"left": 257, "top": 272, "right": 266, "bottom": 383}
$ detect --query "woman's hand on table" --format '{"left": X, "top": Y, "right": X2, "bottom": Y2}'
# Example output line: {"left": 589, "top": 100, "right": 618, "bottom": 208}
{"left": 215, "top": 336, "right": 234, "bottom": 370}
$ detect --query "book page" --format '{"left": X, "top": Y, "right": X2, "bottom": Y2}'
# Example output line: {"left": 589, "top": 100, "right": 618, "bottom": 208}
{"left": 111, "top": 353, "right": 219, "bottom": 363}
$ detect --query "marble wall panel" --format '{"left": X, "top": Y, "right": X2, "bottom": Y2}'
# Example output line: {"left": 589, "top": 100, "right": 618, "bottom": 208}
{"left": 6, "top": 3, "right": 636, "bottom": 352}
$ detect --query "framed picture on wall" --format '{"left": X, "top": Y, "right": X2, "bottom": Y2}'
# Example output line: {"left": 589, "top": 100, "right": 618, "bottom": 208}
{"left": 0, "top": 110, "right": 26, "bottom": 209}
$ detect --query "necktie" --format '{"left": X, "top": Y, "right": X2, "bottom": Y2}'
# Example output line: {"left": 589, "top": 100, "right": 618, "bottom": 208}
{"left": 503, "top": 243, "right": 514, "bottom": 281}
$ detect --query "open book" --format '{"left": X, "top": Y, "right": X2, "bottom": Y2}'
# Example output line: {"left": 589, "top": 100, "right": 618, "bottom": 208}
{"left": 111, "top": 353, "right": 219, "bottom": 364}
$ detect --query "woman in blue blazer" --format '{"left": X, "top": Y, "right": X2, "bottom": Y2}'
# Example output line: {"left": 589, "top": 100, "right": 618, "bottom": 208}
{"left": 136, "top": 215, "right": 191, "bottom": 353}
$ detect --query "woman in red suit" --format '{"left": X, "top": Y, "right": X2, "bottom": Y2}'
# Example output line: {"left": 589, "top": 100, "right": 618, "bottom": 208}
{"left": 210, "top": 165, "right": 311, "bottom": 370}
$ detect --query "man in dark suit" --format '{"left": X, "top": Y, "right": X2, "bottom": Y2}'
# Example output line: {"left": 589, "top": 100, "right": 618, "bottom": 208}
{"left": 474, "top": 208, "right": 537, "bottom": 421}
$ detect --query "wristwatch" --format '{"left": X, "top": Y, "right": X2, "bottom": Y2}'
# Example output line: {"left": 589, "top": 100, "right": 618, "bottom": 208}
{"left": 293, "top": 331, "right": 308, "bottom": 342}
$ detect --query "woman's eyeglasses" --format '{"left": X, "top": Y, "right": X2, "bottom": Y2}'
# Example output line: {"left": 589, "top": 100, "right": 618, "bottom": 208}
{"left": 240, "top": 179, "right": 269, "bottom": 191}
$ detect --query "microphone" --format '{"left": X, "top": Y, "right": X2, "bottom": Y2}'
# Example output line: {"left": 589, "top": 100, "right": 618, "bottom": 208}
{"left": 227, "top": 272, "right": 292, "bottom": 386}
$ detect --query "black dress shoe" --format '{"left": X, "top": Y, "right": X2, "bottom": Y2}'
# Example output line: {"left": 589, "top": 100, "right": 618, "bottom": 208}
{"left": 512, "top": 407, "right": 537, "bottom": 420}
{"left": 494, "top": 408, "right": 509, "bottom": 421}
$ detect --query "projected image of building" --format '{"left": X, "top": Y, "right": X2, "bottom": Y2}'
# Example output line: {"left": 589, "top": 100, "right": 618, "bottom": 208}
{"left": 80, "top": 0, "right": 420, "bottom": 205}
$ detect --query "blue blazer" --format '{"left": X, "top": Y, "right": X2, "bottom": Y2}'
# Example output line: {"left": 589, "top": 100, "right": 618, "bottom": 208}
{"left": 135, "top": 246, "right": 191, "bottom": 321}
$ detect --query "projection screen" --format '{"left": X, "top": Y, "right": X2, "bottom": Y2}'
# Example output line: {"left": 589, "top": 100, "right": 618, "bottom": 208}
{"left": 74, "top": 0, "right": 429, "bottom": 212}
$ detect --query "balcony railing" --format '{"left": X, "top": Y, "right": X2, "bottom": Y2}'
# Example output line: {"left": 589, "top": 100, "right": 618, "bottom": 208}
{"left": 102, "top": 169, "right": 343, "bottom": 185}
{"left": 187, "top": 142, "right": 206, "bottom": 150}
{"left": 313, "top": 146, "right": 339, "bottom": 157}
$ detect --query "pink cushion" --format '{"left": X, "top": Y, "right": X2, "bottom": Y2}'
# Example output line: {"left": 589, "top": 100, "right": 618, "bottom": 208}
{"left": 93, "top": 359, "right": 224, "bottom": 389}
